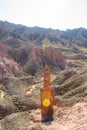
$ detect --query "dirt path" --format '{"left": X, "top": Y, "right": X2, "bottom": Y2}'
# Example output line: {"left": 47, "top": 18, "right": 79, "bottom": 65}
{"left": 26, "top": 74, "right": 56, "bottom": 95}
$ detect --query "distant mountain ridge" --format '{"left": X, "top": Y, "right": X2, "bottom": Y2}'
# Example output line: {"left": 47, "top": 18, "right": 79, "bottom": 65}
{"left": 0, "top": 20, "right": 87, "bottom": 48}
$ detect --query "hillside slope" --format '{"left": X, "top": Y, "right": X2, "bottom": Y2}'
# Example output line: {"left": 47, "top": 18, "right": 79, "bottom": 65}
{"left": 0, "top": 20, "right": 87, "bottom": 130}
{"left": 0, "top": 20, "right": 87, "bottom": 74}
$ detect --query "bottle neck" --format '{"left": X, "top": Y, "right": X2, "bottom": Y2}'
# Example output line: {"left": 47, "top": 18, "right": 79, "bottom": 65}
{"left": 43, "top": 65, "right": 50, "bottom": 89}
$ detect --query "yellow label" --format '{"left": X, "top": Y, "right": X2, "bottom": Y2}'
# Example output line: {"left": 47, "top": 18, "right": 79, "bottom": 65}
{"left": 42, "top": 98, "right": 51, "bottom": 107}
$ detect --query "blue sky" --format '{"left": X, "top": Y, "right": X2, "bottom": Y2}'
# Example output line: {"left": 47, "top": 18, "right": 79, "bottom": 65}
{"left": 0, "top": 0, "right": 87, "bottom": 30}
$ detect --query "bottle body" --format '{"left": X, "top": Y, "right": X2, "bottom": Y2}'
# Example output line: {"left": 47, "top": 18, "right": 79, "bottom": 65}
{"left": 40, "top": 65, "right": 55, "bottom": 122}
